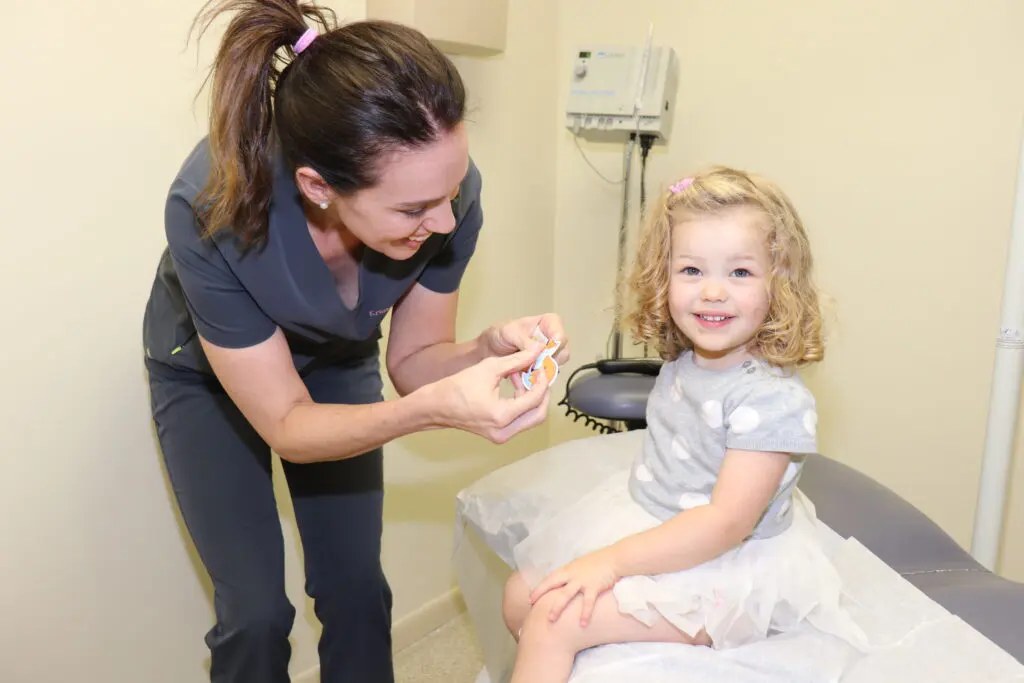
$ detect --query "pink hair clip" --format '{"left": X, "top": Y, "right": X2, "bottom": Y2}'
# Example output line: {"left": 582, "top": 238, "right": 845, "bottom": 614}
{"left": 669, "top": 177, "right": 694, "bottom": 194}
{"left": 293, "top": 27, "right": 318, "bottom": 54}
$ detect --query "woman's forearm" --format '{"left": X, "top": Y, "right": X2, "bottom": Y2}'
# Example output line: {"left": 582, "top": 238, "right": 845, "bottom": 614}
{"left": 387, "top": 338, "right": 487, "bottom": 396}
{"left": 198, "top": 327, "right": 472, "bottom": 465}
{"left": 275, "top": 388, "right": 440, "bottom": 463}
{"left": 608, "top": 505, "right": 749, "bottom": 578}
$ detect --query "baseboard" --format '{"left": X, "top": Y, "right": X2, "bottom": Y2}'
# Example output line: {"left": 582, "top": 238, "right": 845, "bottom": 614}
{"left": 392, "top": 586, "right": 467, "bottom": 652}
{"left": 293, "top": 587, "right": 467, "bottom": 683}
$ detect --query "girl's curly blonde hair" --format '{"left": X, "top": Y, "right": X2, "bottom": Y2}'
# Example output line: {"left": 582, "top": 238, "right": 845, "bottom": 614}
{"left": 623, "top": 166, "right": 824, "bottom": 368}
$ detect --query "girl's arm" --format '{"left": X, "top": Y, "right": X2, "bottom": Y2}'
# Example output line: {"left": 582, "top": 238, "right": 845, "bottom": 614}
{"left": 608, "top": 448, "right": 791, "bottom": 578}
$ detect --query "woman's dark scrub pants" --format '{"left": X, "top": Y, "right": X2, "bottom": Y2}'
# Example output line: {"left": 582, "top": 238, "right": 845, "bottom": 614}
{"left": 147, "top": 355, "right": 392, "bottom": 683}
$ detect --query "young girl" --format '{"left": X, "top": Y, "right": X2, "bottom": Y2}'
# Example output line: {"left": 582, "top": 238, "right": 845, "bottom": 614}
{"left": 500, "top": 167, "right": 869, "bottom": 682}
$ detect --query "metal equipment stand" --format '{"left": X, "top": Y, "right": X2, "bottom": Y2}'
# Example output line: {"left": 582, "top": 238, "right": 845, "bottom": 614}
{"left": 559, "top": 134, "right": 663, "bottom": 434}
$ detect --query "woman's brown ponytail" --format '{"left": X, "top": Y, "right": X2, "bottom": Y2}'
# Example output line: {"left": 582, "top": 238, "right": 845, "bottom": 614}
{"left": 185, "top": 1, "right": 466, "bottom": 250}
{"left": 189, "top": 0, "right": 333, "bottom": 247}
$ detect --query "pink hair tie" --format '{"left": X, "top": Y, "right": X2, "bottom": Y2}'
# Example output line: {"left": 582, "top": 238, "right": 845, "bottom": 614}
{"left": 293, "top": 27, "right": 318, "bottom": 54}
{"left": 669, "top": 177, "right": 694, "bottom": 194}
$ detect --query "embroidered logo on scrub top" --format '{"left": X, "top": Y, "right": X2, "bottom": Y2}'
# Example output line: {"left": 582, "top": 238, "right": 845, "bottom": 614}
{"left": 369, "top": 308, "right": 390, "bottom": 317}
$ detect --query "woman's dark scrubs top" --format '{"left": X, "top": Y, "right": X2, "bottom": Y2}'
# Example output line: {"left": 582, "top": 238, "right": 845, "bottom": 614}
{"left": 142, "top": 138, "right": 483, "bottom": 376}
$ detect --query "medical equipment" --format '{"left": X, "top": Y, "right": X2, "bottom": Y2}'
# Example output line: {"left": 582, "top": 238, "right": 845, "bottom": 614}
{"left": 565, "top": 42, "right": 679, "bottom": 141}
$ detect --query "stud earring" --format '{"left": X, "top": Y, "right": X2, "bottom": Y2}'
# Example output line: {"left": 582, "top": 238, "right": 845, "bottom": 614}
{"left": 319, "top": 201, "right": 329, "bottom": 210}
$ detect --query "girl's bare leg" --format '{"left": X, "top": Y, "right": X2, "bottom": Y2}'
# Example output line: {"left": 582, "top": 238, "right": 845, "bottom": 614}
{"left": 502, "top": 572, "right": 710, "bottom": 683}
{"left": 502, "top": 571, "right": 534, "bottom": 641}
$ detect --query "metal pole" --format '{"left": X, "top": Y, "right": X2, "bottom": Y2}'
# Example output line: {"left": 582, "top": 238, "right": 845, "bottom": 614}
{"left": 611, "top": 135, "right": 635, "bottom": 360}
{"left": 971, "top": 116, "right": 1024, "bottom": 571}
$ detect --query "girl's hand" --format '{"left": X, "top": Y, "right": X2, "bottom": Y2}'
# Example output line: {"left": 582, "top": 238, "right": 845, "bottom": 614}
{"left": 425, "top": 345, "right": 551, "bottom": 444}
{"left": 479, "top": 314, "right": 571, "bottom": 366}
{"left": 528, "top": 549, "right": 620, "bottom": 627}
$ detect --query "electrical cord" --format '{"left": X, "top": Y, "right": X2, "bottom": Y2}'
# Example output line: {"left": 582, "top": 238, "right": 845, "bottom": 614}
{"left": 572, "top": 132, "right": 625, "bottom": 185}
{"left": 639, "top": 133, "right": 655, "bottom": 212}
{"left": 638, "top": 133, "right": 655, "bottom": 208}
{"left": 557, "top": 362, "right": 621, "bottom": 435}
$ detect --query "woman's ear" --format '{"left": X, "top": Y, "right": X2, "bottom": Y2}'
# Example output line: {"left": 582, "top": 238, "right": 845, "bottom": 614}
{"left": 294, "top": 166, "right": 334, "bottom": 207}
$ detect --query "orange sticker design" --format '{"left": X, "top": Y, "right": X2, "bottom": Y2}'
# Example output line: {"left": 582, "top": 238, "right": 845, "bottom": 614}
{"left": 522, "top": 338, "right": 560, "bottom": 390}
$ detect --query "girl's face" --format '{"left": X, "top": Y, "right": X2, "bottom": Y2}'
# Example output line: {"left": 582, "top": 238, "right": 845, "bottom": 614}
{"left": 301, "top": 124, "right": 470, "bottom": 260}
{"left": 669, "top": 207, "right": 771, "bottom": 369}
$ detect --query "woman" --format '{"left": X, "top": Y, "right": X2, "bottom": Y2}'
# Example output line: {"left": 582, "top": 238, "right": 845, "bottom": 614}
{"left": 142, "top": 2, "right": 569, "bottom": 682}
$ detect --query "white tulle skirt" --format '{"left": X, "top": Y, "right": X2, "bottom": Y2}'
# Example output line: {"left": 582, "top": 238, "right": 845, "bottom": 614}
{"left": 511, "top": 468, "right": 871, "bottom": 652}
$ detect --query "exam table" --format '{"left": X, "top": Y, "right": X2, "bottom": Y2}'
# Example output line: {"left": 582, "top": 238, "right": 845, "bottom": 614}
{"left": 453, "top": 429, "right": 1024, "bottom": 683}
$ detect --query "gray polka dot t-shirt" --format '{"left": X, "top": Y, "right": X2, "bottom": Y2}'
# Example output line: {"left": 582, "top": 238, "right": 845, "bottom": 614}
{"left": 628, "top": 351, "right": 819, "bottom": 539}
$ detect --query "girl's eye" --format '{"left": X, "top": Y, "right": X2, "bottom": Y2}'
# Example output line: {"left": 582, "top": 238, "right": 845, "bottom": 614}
{"left": 681, "top": 266, "right": 701, "bottom": 276}
{"left": 732, "top": 268, "right": 753, "bottom": 278}
{"left": 401, "top": 208, "right": 426, "bottom": 217}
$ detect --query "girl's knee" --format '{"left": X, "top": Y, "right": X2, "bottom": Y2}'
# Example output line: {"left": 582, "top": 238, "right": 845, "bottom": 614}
{"left": 502, "top": 572, "right": 532, "bottom": 638}
{"left": 517, "top": 590, "right": 585, "bottom": 653}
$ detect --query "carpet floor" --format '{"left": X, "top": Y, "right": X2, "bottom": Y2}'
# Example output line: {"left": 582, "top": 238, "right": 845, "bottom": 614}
{"left": 394, "top": 613, "right": 486, "bottom": 683}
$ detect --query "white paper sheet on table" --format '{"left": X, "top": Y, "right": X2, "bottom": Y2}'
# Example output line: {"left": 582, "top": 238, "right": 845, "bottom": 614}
{"left": 455, "top": 431, "right": 1024, "bottom": 683}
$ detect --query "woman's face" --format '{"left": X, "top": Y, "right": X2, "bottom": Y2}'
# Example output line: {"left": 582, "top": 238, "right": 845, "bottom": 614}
{"left": 302, "top": 124, "right": 470, "bottom": 260}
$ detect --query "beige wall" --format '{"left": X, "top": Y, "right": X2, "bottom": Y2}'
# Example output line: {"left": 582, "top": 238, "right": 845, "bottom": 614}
{"left": 550, "top": 0, "right": 1024, "bottom": 578}
{"left": 3, "top": 1, "right": 1024, "bottom": 681}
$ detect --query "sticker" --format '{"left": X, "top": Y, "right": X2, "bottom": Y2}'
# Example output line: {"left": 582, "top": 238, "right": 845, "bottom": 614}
{"left": 521, "top": 328, "right": 561, "bottom": 390}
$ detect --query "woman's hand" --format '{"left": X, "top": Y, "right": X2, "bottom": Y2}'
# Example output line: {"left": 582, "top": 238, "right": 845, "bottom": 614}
{"left": 479, "top": 314, "right": 571, "bottom": 366}
{"left": 423, "top": 344, "right": 552, "bottom": 444}
{"left": 528, "top": 548, "right": 620, "bottom": 627}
